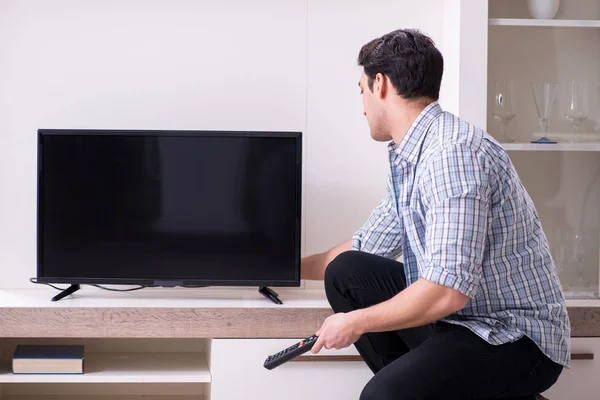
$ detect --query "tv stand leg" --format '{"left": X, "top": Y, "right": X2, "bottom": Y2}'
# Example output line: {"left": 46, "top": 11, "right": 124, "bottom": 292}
{"left": 258, "top": 286, "right": 283, "bottom": 305}
{"left": 51, "top": 284, "right": 81, "bottom": 302}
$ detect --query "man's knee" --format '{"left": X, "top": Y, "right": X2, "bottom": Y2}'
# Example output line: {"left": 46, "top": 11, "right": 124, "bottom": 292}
{"left": 324, "top": 250, "right": 403, "bottom": 293}
{"left": 324, "top": 250, "right": 358, "bottom": 286}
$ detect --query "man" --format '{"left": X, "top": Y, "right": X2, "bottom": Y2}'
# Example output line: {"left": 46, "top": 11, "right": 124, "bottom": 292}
{"left": 301, "top": 29, "right": 570, "bottom": 400}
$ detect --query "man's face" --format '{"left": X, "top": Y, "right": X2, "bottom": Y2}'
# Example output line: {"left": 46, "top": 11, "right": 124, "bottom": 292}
{"left": 359, "top": 71, "right": 392, "bottom": 142}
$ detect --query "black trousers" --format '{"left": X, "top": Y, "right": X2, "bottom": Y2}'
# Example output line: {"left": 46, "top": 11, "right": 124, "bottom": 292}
{"left": 323, "top": 251, "right": 564, "bottom": 400}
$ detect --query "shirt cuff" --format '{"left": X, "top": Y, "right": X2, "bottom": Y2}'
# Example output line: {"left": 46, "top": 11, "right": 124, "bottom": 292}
{"left": 421, "top": 265, "right": 479, "bottom": 298}
{"left": 351, "top": 230, "right": 363, "bottom": 251}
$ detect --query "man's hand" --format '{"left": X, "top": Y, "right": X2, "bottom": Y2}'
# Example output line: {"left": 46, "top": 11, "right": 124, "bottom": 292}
{"left": 311, "top": 312, "right": 363, "bottom": 354}
{"left": 301, "top": 240, "right": 352, "bottom": 280}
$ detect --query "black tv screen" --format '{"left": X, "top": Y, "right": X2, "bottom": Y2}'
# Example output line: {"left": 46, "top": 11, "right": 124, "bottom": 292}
{"left": 37, "top": 129, "right": 302, "bottom": 287}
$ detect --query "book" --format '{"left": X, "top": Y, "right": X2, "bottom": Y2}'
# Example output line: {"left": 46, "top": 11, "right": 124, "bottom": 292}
{"left": 12, "top": 344, "right": 84, "bottom": 374}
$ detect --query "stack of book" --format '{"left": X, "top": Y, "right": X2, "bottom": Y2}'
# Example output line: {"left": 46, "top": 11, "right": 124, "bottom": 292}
{"left": 12, "top": 344, "right": 84, "bottom": 374}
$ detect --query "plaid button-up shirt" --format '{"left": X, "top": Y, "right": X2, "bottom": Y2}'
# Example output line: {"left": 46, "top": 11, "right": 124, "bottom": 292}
{"left": 352, "top": 101, "right": 571, "bottom": 367}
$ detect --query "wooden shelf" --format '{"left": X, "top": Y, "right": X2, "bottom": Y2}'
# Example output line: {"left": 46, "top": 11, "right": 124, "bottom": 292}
{"left": 501, "top": 143, "right": 600, "bottom": 151}
{"left": 0, "top": 352, "right": 211, "bottom": 383}
{"left": 489, "top": 18, "right": 600, "bottom": 28}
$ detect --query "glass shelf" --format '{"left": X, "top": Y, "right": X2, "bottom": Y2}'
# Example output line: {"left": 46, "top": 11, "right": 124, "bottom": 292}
{"left": 489, "top": 18, "right": 600, "bottom": 28}
{"left": 501, "top": 143, "right": 600, "bottom": 151}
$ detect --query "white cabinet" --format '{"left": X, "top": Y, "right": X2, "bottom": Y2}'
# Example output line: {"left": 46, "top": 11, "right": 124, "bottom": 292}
{"left": 543, "top": 338, "right": 600, "bottom": 400}
{"left": 210, "top": 339, "right": 373, "bottom": 400}
{"left": 483, "top": 0, "right": 600, "bottom": 298}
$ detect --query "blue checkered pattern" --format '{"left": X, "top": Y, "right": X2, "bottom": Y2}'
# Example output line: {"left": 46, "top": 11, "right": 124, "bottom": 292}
{"left": 352, "top": 102, "right": 571, "bottom": 368}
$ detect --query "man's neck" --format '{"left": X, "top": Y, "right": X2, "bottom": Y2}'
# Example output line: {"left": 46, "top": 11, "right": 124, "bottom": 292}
{"left": 389, "top": 98, "right": 434, "bottom": 144}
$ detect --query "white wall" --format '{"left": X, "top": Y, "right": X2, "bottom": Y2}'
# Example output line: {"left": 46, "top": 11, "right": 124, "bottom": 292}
{"left": 305, "top": 0, "right": 449, "bottom": 255}
{"left": 0, "top": 0, "right": 462, "bottom": 289}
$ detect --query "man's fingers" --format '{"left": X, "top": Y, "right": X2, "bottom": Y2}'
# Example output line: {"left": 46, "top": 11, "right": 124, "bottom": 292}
{"left": 311, "top": 335, "right": 324, "bottom": 354}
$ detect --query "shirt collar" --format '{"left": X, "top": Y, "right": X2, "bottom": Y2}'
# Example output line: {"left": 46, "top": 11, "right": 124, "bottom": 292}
{"left": 388, "top": 101, "right": 443, "bottom": 164}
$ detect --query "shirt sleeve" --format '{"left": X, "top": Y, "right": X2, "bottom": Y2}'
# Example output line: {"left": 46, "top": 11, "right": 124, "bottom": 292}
{"left": 352, "top": 173, "right": 403, "bottom": 259}
{"left": 419, "top": 144, "right": 490, "bottom": 298}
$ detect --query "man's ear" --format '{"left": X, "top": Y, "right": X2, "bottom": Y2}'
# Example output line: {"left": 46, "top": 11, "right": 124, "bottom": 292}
{"left": 374, "top": 73, "right": 387, "bottom": 99}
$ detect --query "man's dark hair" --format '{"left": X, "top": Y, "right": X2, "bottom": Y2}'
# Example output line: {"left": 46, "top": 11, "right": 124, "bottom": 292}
{"left": 358, "top": 29, "right": 443, "bottom": 100}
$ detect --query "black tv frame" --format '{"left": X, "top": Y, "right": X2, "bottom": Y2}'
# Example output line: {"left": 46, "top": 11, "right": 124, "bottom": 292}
{"left": 36, "top": 129, "right": 302, "bottom": 303}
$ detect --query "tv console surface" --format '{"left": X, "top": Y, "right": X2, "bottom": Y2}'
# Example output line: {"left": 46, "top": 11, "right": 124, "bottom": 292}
{"left": 0, "top": 287, "right": 331, "bottom": 339}
{"left": 0, "top": 288, "right": 597, "bottom": 399}
{"left": 0, "top": 287, "right": 596, "bottom": 338}
{"left": 49, "top": 284, "right": 285, "bottom": 304}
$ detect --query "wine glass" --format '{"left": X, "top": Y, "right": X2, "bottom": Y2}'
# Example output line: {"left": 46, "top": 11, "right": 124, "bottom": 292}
{"left": 553, "top": 228, "right": 570, "bottom": 278}
{"left": 531, "top": 82, "right": 558, "bottom": 144}
{"left": 571, "top": 233, "right": 590, "bottom": 290}
{"left": 565, "top": 80, "right": 588, "bottom": 142}
{"left": 493, "top": 80, "right": 517, "bottom": 143}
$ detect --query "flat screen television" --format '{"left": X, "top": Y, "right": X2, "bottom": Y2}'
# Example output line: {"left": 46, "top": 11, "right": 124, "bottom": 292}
{"left": 36, "top": 129, "right": 302, "bottom": 302}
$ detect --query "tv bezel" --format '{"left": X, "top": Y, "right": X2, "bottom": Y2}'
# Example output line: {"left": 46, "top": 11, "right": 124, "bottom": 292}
{"left": 36, "top": 128, "right": 302, "bottom": 288}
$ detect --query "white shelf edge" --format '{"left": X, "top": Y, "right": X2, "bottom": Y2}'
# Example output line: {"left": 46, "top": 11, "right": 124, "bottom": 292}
{"left": 501, "top": 142, "right": 600, "bottom": 151}
{"left": 566, "top": 298, "right": 600, "bottom": 307}
{"left": 0, "top": 288, "right": 331, "bottom": 309}
{"left": 0, "top": 352, "right": 211, "bottom": 384}
{"left": 2, "top": 397, "right": 204, "bottom": 400}
{"left": 489, "top": 18, "right": 600, "bottom": 28}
